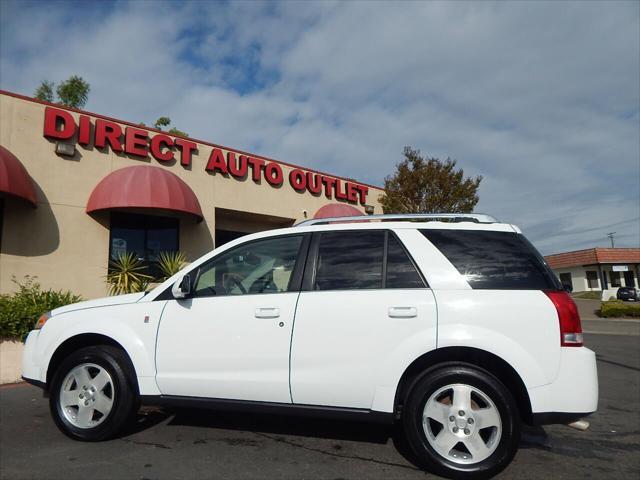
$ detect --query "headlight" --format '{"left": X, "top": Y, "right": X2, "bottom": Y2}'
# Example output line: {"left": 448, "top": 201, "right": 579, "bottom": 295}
{"left": 34, "top": 311, "right": 51, "bottom": 330}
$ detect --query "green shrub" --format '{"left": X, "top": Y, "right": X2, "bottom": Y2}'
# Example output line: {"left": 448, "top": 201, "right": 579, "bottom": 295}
{"left": 599, "top": 300, "right": 640, "bottom": 318}
{"left": 572, "top": 291, "right": 602, "bottom": 300}
{"left": 0, "top": 276, "right": 82, "bottom": 340}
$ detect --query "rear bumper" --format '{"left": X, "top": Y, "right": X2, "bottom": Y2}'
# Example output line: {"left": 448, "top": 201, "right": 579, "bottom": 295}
{"left": 527, "top": 346, "right": 598, "bottom": 422}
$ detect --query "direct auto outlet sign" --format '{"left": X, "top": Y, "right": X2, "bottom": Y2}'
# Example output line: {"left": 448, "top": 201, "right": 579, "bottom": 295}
{"left": 43, "top": 106, "right": 370, "bottom": 205}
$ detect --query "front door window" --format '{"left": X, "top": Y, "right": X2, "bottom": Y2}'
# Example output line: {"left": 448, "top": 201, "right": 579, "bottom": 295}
{"left": 193, "top": 235, "right": 304, "bottom": 297}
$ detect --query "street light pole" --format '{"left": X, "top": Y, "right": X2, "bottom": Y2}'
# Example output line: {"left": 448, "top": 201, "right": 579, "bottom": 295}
{"left": 607, "top": 232, "right": 616, "bottom": 248}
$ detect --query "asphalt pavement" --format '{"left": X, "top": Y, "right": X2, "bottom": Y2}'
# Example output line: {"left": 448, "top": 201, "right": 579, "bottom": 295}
{"left": 1, "top": 332, "right": 638, "bottom": 480}
{"left": 573, "top": 297, "right": 640, "bottom": 336}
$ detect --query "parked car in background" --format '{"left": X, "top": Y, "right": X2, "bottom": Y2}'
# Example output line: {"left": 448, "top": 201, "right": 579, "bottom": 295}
{"left": 21, "top": 213, "right": 598, "bottom": 479}
{"left": 617, "top": 286, "right": 638, "bottom": 301}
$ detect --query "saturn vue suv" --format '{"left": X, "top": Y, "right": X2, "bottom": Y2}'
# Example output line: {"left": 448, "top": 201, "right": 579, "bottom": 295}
{"left": 22, "top": 213, "right": 598, "bottom": 479}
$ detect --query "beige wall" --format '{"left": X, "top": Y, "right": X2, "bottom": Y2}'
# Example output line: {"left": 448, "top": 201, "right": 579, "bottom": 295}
{"left": 0, "top": 340, "right": 24, "bottom": 384}
{"left": 0, "top": 92, "right": 383, "bottom": 299}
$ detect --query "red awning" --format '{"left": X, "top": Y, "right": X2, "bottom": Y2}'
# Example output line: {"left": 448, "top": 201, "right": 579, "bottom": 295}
{"left": 0, "top": 145, "right": 37, "bottom": 206}
{"left": 86, "top": 165, "right": 203, "bottom": 221}
{"left": 314, "top": 203, "right": 363, "bottom": 219}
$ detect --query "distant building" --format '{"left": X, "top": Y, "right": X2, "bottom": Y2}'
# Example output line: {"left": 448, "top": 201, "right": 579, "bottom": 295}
{"left": 545, "top": 248, "right": 640, "bottom": 298}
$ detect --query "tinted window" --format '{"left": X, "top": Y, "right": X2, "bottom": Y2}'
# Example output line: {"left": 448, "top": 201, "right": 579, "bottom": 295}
{"left": 193, "top": 235, "right": 303, "bottom": 297}
{"left": 420, "top": 230, "right": 560, "bottom": 290}
{"left": 109, "top": 212, "right": 178, "bottom": 277}
{"left": 314, "top": 231, "right": 384, "bottom": 290}
{"left": 386, "top": 234, "right": 425, "bottom": 288}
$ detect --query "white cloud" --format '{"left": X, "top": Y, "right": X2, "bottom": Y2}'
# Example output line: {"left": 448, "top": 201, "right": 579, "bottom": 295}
{"left": 1, "top": 0, "right": 638, "bottom": 254}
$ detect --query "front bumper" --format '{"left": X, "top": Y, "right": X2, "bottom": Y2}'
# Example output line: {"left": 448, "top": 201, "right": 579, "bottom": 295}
{"left": 527, "top": 346, "right": 598, "bottom": 423}
{"left": 21, "top": 330, "right": 43, "bottom": 385}
{"left": 21, "top": 375, "right": 46, "bottom": 390}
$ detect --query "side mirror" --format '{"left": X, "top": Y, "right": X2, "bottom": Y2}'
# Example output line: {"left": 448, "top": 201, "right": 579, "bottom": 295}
{"left": 562, "top": 284, "right": 573, "bottom": 293}
{"left": 172, "top": 274, "right": 192, "bottom": 299}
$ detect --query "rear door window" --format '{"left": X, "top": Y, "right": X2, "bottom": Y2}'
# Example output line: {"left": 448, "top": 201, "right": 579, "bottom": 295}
{"left": 314, "top": 231, "right": 385, "bottom": 290}
{"left": 311, "top": 230, "right": 426, "bottom": 291}
{"left": 386, "top": 233, "right": 425, "bottom": 288}
{"left": 420, "top": 230, "right": 560, "bottom": 290}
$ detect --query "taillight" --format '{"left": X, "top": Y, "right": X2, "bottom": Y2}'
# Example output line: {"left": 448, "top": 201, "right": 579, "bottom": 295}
{"left": 544, "top": 290, "right": 583, "bottom": 347}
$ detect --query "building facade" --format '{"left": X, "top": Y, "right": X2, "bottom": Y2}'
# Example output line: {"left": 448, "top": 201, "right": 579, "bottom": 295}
{"left": 545, "top": 248, "right": 640, "bottom": 298}
{"left": 0, "top": 91, "right": 383, "bottom": 299}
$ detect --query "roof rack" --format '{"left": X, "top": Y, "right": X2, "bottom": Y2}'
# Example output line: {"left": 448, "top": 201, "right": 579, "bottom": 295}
{"left": 295, "top": 212, "right": 498, "bottom": 227}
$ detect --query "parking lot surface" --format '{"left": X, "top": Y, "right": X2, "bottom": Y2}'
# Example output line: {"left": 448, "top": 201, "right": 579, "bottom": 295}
{"left": 1, "top": 332, "right": 638, "bottom": 480}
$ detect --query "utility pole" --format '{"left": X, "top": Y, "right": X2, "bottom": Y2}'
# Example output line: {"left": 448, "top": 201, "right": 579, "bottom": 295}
{"left": 607, "top": 232, "right": 616, "bottom": 248}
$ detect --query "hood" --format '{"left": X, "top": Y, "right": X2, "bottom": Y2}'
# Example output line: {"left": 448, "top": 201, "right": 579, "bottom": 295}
{"left": 51, "top": 292, "right": 147, "bottom": 316}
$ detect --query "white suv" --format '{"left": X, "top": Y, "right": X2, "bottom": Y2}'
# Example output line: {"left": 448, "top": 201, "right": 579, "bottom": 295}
{"left": 22, "top": 213, "right": 598, "bottom": 479}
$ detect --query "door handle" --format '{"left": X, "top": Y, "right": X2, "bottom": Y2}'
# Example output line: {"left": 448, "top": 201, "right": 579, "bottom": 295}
{"left": 388, "top": 307, "right": 417, "bottom": 318}
{"left": 255, "top": 307, "right": 280, "bottom": 319}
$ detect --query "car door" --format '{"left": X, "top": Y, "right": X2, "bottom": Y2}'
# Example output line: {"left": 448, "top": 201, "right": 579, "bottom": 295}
{"left": 155, "top": 233, "right": 309, "bottom": 403}
{"left": 290, "top": 229, "right": 437, "bottom": 409}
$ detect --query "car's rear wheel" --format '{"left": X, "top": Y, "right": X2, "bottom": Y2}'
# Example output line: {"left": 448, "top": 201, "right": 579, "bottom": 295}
{"left": 49, "top": 345, "right": 137, "bottom": 441}
{"left": 402, "top": 363, "right": 520, "bottom": 479}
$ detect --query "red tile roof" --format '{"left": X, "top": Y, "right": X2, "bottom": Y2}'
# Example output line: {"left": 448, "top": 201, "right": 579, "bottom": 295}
{"left": 545, "top": 248, "right": 640, "bottom": 269}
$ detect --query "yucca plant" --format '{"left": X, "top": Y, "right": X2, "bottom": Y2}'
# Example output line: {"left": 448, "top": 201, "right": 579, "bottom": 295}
{"left": 106, "top": 252, "right": 153, "bottom": 295}
{"left": 157, "top": 251, "right": 187, "bottom": 281}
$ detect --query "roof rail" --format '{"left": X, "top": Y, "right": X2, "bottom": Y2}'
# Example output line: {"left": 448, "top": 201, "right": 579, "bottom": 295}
{"left": 295, "top": 212, "right": 498, "bottom": 227}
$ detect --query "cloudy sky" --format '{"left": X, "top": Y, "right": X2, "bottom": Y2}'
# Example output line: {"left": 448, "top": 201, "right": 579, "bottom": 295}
{"left": 1, "top": 0, "right": 638, "bottom": 254}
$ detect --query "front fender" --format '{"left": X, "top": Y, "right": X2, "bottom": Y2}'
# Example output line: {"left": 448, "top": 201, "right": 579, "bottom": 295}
{"left": 34, "top": 301, "right": 167, "bottom": 395}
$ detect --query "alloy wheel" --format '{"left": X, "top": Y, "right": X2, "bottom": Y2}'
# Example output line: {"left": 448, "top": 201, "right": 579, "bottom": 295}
{"left": 422, "top": 383, "right": 502, "bottom": 465}
{"left": 59, "top": 363, "right": 115, "bottom": 429}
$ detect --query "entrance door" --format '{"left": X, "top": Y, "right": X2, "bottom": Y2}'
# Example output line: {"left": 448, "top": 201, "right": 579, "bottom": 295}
{"left": 155, "top": 233, "right": 308, "bottom": 403}
{"left": 623, "top": 270, "right": 635, "bottom": 287}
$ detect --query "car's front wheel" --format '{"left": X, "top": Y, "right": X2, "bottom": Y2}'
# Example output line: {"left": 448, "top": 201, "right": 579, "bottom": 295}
{"left": 402, "top": 363, "right": 520, "bottom": 479}
{"left": 49, "top": 345, "right": 138, "bottom": 441}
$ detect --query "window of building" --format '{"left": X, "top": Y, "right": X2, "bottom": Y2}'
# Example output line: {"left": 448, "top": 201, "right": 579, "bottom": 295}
{"left": 586, "top": 271, "right": 599, "bottom": 289}
{"left": 610, "top": 271, "right": 622, "bottom": 288}
{"left": 193, "top": 235, "right": 304, "bottom": 297}
{"left": 559, "top": 272, "right": 573, "bottom": 290}
{"left": 624, "top": 270, "right": 636, "bottom": 287}
{"left": 420, "top": 230, "right": 561, "bottom": 290}
{"left": 386, "top": 233, "right": 425, "bottom": 288}
{"left": 109, "top": 212, "right": 179, "bottom": 276}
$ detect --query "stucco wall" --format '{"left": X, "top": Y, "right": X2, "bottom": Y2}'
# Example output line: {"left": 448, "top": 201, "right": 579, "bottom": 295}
{"left": 552, "top": 264, "right": 639, "bottom": 293}
{"left": 553, "top": 266, "right": 593, "bottom": 292}
{"left": 0, "top": 340, "right": 23, "bottom": 384}
{"left": 0, "top": 93, "right": 384, "bottom": 299}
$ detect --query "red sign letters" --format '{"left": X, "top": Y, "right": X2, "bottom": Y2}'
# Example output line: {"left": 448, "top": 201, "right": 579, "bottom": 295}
{"left": 43, "top": 107, "right": 369, "bottom": 205}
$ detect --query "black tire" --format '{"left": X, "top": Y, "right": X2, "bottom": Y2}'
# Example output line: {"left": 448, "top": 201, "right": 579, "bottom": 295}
{"left": 49, "top": 345, "right": 138, "bottom": 441}
{"left": 402, "top": 362, "right": 520, "bottom": 479}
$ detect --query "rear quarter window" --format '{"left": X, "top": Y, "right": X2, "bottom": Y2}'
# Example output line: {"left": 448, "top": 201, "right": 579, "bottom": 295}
{"left": 420, "top": 229, "right": 560, "bottom": 290}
